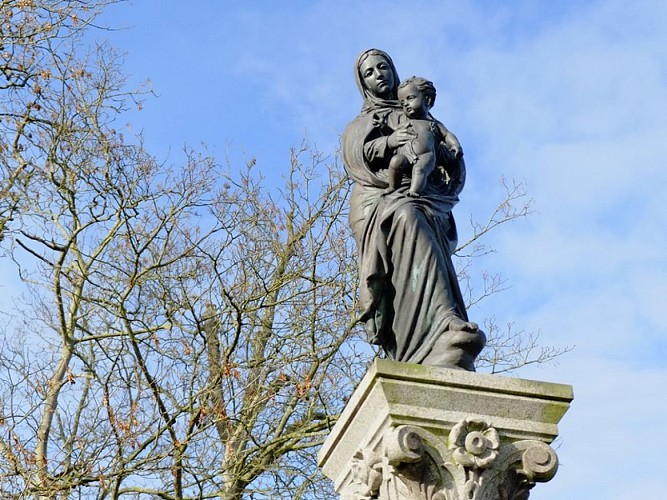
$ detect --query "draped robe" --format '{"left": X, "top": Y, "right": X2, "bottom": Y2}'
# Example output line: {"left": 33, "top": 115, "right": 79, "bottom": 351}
{"left": 342, "top": 106, "right": 485, "bottom": 370}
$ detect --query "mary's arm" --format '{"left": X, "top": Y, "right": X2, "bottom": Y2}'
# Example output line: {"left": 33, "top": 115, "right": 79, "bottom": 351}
{"left": 342, "top": 116, "right": 389, "bottom": 188}
{"left": 343, "top": 111, "right": 412, "bottom": 186}
{"left": 363, "top": 135, "right": 392, "bottom": 170}
{"left": 363, "top": 119, "right": 416, "bottom": 170}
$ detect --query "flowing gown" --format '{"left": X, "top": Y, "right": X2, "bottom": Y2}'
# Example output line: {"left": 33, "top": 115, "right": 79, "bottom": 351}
{"left": 342, "top": 106, "right": 485, "bottom": 370}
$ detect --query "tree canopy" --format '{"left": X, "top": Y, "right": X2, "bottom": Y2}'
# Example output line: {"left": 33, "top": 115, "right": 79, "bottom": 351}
{"left": 0, "top": 2, "right": 568, "bottom": 498}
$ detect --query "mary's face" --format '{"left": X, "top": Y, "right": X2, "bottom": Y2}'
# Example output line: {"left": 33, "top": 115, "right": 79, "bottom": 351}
{"left": 359, "top": 54, "right": 395, "bottom": 98}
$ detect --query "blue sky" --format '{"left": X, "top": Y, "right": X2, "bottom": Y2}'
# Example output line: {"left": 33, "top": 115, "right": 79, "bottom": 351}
{"left": 31, "top": 0, "right": 667, "bottom": 497}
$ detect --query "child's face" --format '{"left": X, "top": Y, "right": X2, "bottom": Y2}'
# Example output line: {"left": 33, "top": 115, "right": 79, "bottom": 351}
{"left": 398, "top": 83, "right": 429, "bottom": 118}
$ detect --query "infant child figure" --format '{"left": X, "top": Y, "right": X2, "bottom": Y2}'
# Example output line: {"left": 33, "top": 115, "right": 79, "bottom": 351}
{"left": 385, "top": 76, "right": 463, "bottom": 197}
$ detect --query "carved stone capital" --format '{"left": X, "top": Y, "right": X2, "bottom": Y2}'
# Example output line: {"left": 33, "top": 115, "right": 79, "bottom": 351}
{"left": 319, "top": 360, "right": 572, "bottom": 500}
{"left": 340, "top": 421, "right": 559, "bottom": 500}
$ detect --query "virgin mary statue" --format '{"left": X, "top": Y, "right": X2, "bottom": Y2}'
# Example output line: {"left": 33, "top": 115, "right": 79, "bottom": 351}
{"left": 342, "top": 49, "right": 485, "bottom": 371}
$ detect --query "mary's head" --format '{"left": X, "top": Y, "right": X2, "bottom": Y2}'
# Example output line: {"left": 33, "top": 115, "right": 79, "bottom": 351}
{"left": 354, "top": 49, "right": 400, "bottom": 110}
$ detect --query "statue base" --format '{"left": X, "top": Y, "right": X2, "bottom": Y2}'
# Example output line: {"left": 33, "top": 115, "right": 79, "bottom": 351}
{"left": 318, "top": 359, "right": 573, "bottom": 500}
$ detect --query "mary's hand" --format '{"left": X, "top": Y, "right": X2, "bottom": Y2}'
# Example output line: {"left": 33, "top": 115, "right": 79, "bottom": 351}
{"left": 387, "top": 122, "right": 415, "bottom": 149}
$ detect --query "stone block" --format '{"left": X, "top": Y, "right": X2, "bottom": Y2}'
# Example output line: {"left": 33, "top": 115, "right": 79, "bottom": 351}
{"left": 318, "top": 359, "right": 573, "bottom": 499}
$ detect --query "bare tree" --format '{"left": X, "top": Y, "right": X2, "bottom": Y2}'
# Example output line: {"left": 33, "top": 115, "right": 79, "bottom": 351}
{"left": 0, "top": 3, "right": 569, "bottom": 499}
{"left": 0, "top": 0, "right": 125, "bottom": 241}
{"left": 454, "top": 178, "right": 573, "bottom": 374}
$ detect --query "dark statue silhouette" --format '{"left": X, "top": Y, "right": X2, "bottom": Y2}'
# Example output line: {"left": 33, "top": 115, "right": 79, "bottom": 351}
{"left": 342, "top": 49, "right": 485, "bottom": 370}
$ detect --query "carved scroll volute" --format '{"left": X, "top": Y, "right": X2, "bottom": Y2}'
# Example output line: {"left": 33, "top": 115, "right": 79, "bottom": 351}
{"left": 342, "top": 426, "right": 446, "bottom": 500}
{"left": 384, "top": 426, "right": 424, "bottom": 465}
{"left": 519, "top": 442, "right": 558, "bottom": 483}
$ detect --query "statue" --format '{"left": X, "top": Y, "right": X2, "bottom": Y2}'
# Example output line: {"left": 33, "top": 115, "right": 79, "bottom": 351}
{"left": 384, "top": 76, "right": 463, "bottom": 198}
{"left": 342, "top": 49, "right": 485, "bottom": 371}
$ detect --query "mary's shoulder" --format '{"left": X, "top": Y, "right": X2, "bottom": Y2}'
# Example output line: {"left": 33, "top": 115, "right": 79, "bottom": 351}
{"left": 345, "top": 111, "right": 374, "bottom": 129}
{"left": 342, "top": 112, "right": 376, "bottom": 144}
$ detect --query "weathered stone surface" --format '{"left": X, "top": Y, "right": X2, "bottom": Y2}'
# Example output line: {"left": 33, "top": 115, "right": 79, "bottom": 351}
{"left": 318, "top": 359, "right": 573, "bottom": 499}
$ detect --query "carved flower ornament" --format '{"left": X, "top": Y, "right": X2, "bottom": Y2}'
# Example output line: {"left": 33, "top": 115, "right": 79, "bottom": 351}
{"left": 449, "top": 419, "right": 500, "bottom": 469}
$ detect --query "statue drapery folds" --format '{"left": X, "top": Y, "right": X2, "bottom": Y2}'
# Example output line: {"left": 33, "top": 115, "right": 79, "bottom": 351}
{"left": 342, "top": 49, "right": 485, "bottom": 370}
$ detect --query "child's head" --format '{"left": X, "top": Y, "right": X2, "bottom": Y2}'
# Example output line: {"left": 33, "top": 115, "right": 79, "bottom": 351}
{"left": 397, "top": 76, "right": 436, "bottom": 118}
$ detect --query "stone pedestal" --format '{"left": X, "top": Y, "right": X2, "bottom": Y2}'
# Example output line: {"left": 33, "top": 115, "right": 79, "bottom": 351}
{"left": 318, "top": 359, "right": 573, "bottom": 500}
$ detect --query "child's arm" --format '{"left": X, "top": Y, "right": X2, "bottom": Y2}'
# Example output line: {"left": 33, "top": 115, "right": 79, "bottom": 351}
{"left": 436, "top": 121, "right": 463, "bottom": 159}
